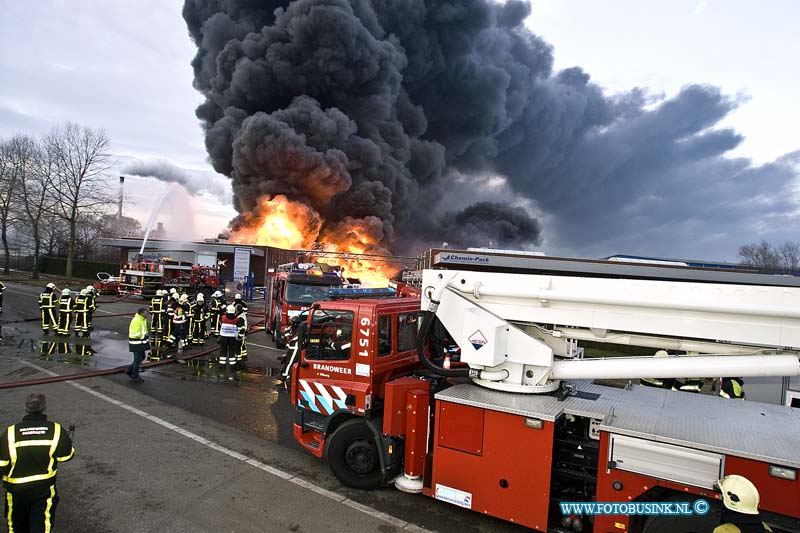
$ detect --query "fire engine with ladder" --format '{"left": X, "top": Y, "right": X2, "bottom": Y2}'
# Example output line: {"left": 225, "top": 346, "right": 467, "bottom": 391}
{"left": 287, "top": 250, "right": 800, "bottom": 533}
{"left": 116, "top": 258, "right": 220, "bottom": 298}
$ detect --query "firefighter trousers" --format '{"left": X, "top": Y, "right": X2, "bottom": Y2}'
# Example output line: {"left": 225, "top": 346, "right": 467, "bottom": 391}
{"left": 5, "top": 486, "right": 60, "bottom": 533}
{"left": 150, "top": 312, "right": 164, "bottom": 335}
{"left": 191, "top": 319, "right": 206, "bottom": 345}
{"left": 218, "top": 337, "right": 239, "bottom": 368}
{"left": 41, "top": 308, "right": 57, "bottom": 332}
{"left": 74, "top": 311, "right": 89, "bottom": 335}
{"left": 57, "top": 311, "right": 71, "bottom": 335}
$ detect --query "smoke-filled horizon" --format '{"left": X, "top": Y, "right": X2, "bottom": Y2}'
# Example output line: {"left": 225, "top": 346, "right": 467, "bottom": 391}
{"left": 182, "top": 0, "right": 799, "bottom": 257}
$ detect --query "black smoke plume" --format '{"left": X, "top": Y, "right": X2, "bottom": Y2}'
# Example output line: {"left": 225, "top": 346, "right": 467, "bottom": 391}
{"left": 183, "top": 0, "right": 799, "bottom": 257}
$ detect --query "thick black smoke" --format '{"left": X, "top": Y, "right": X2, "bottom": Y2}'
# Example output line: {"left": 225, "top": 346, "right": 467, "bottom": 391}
{"left": 183, "top": 0, "right": 799, "bottom": 257}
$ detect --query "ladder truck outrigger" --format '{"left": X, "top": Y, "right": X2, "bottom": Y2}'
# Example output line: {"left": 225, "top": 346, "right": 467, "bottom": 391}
{"left": 287, "top": 252, "right": 800, "bottom": 533}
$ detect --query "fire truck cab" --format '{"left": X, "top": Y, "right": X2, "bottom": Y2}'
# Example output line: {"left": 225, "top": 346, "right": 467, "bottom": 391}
{"left": 290, "top": 297, "right": 422, "bottom": 488}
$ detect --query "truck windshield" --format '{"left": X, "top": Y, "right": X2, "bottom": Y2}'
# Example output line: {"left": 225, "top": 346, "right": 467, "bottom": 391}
{"left": 285, "top": 282, "right": 337, "bottom": 306}
{"left": 306, "top": 309, "right": 354, "bottom": 361}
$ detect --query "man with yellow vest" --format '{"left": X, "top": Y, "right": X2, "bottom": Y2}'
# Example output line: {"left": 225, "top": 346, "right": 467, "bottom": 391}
{"left": 127, "top": 307, "right": 149, "bottom": 383}
{"left": 713, "top": 475, "right": 772, "bottom": 532}
{"left": 1, "top": 393, "right": 75, "bottom": 533}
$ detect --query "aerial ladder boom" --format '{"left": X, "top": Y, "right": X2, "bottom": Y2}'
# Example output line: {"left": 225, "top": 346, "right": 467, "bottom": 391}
{"left": 421, "top": 269, "right": 800, "bottom": 393}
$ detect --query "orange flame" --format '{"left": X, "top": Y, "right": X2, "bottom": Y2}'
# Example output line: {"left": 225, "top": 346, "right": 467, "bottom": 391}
{"left": 230, "top": 197, "right": 402, "bottom": 286}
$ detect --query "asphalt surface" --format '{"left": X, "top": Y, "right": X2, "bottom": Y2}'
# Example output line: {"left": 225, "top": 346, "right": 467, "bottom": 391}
{"left": 0, "top": 278, "right": 526, "bottom": 533}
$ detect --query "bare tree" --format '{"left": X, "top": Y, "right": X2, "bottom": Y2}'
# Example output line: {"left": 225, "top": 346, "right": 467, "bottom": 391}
{"left": 46, "top": 122, "right": 113, "bottom": 280}
{"left": 738, "top": 240, "right": 781, "bottom": 272}
{"left": 13, "top": 135, "right": 55, "bottom": 279}
{"left": 0, "top": 136, "right": 25, "bottom": 274}
{"left": 778, "top": 241, "right": 800, "bottom": 272}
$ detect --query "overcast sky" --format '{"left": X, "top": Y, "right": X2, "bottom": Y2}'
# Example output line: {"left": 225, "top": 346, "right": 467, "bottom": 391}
{"left": 1, "top": 0, "right": 798, "bottom": 261}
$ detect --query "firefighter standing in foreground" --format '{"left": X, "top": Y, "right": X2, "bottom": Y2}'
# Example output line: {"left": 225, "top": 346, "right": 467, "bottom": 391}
{"left": 37, "top": 283, "right": 58, "bottom": 335}
{"left": 191, "top": 293, "right": 207, "bottom": 346}
{"left": 1, "top": 393, "right": 75, "bottom": 533}
{"left": 234, "top": 294, "right": 248, "bottom": 364}
{"left": 127, "top": 307, "right": 149, "bottom": 383}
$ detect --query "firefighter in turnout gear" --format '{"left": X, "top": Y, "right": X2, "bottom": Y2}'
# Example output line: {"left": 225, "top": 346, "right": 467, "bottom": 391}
{"left": 163, "top": 290, "right": 177, "bottom": 347}
{"left": 639, "top": 350, "right": 676, "bottom": 389}
{"left": 38, "top": 283, "right": 58, "bottom": 335}
{"left": 72, "top": 289, "right": 91, "bottom": 337}
{"left": 84, "top": 285, "right": 97, "bottom": 331}
{"left": 209, "top": 291, "right": 225, "bottom": 336}
{"left": 56, "top": 289, "right": 73, "bottom": 336}
{"left": 720, "top": 377, "right": 746, "bottom": 399}
{"left": 1, "top": 393, "right": 75, "bottom": 533}
{"left": 171, "top": 296, "right": 189, "bottom": 354}
{"left": 191, "top": 293, "right": 207, "bottom": 346}
{"left": 182, "top": 293, "right": 196, "bottom": 346}
{"left": 218, "top": 305, "right": 243, "bottom": 371}
{"left": 233, "top": 293, "right": 248, "bottom": 316}
{"left": 713, "top": 475, "right": 772, "bottom": 532}
{"left": 149, "top": 290, "right": 166, "bottom": 339}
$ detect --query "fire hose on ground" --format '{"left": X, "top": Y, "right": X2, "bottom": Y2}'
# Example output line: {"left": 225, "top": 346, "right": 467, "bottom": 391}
{"left": 0, "top": 318, "right": 266, "bottom": 389}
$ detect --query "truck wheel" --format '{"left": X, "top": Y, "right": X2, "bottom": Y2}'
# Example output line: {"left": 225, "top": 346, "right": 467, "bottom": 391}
{"left": 641, "top": 501, "right": 720, "bottom": 533}
{"left": 327, "top": 419, "right": 382, "bottom": 490}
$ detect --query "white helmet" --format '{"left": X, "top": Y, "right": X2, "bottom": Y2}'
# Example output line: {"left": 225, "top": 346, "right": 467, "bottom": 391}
{"left": 212, "top": 290, "right": 222, "bottom": 298}
{"left": 80, "top": 289, "right": 88, "bottom": 296}
{"left": 234, "top": 293, "right": 242, "bottom": 301}
{"left": 85, "top": 285, "right": 94, "bottom": 292}
{"left": 654, "top": 350, "right": 669, "bottom": 358}
{"left": 179, "top": 293, "right": 189, "bottom": 302}
{"left": 46, "top": 283, "right": 56, "bottom": 290}
{"left": 61, "top": 288, "right": 71, "bottom": 296}
{"left": 716, "top": 475, "right": 760, "bottom": 515}
{"left": 226, "top": 304, "right": 236, "bottom": 314}
{"left": 170, "top": 288, "right": 178, "bottom": 295}
{"left": 196, "top": 293, "right": 204, "bottom": 301}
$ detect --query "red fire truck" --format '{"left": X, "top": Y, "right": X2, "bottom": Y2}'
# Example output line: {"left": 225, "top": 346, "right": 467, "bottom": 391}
{"left": 117, "top": 258, "right": 220, "bottom": 298}
{"left": 266, "top": 263, "right": 351, "bottom": 348}
{"left": 288, "top": 251, "right": 800, "bottom": 532}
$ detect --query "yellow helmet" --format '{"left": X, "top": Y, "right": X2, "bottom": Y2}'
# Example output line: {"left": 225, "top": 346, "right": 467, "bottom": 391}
{"left": 716, "top": 475, "right": 760, "bottom": 515}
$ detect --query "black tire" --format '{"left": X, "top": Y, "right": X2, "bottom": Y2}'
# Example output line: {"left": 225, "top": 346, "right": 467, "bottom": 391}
{"left": 641, "top": 500, "right": 720, "bottom": 533}
{"left": 326, "top": 419, "right": 383, "bottom": 490}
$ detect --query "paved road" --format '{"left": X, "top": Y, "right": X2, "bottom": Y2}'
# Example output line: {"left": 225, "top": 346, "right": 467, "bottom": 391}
{"left": 0, "top": 279, "right": 526, "bottom": 533}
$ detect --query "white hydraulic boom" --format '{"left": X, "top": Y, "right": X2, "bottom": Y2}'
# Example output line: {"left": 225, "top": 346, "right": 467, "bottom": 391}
{"left": 421, "top": 269, "right": 800, "bottom": 393}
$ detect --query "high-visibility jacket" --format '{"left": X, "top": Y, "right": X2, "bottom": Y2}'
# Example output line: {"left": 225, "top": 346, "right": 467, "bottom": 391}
{"left": 720, "top": 377, "right": 746, "bottom": 399}
{"left": 58, "top": 295, "right": 72, "bottom": 313}
{"left": 74, "top": 295, "right": 89, "bottom": 313}
{"left": 38, "top": 291, "right": 56, "bottom": 309}
{"left": 1, "top": 413, "right": 74, "bottom": 496}
{"left": 128, "top": 313, "right": 149, "bottom": 351}
{"left": 219, "top": 314, "right": 240, "bottom": 338}
{"left": 149, "top": 295, "right": 164, "bottom": 314}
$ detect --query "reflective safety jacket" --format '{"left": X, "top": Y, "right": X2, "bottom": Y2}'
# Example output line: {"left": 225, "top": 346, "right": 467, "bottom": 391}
{"left": 58, "top": 295, "right": 73, "bottom": 313}
{"left": 0, "top": 413, "right": 74, "bottom": 497}
{"left": 210, "top": 296, "right": 224, "bottom": 314}
{"left": 150, "top": 295, "right": 164, "bottom": 315}
{"left": 128, "top": 312, "right": 149, "bottom": 351}
{"left": 0, "top": 281, "right": 5, "bottom": 294}
{"left": 74, "top": 295, "right": 90, "bottom": 313}
{"left": 192, "top": 300, "right": 206, "bottom": 321}
{"left": 720, "top": 377, "right": 746, "bottom": 399}
{"left": 38, "top": 291, "right": 56, "bottom": 309}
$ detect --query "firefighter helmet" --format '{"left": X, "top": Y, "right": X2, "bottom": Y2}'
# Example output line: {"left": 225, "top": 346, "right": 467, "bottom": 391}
{"left": 654, "top": 350, "right": 669, "bottom": 358}
{"left": 61, "top": 288, "right": 71, "bottom": 296}
{"left": 196, "top": 293, "right": 204, "bottom": 301}
{"left": 716, "top": 475, "right": 760, "bottom": 515}
{"left": 234, "top": 293, "right": 242, "bottom": 301}
{"left": 170, "top": 288, "right": 178, "bottom": 295}
{"left": 212, "top": 291, "right": 222, "bottom": 298}
{"left": 46, "top": 283, "right": 56, "bottom": 289}
{"left": 80, "top": 289, "right": 88, "bottom": 296}
{"left": 226, "top": 304, "right": 236, "bottom": 314}
{"left": 179, "top": 293, "right": 189, "bottom": 302}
